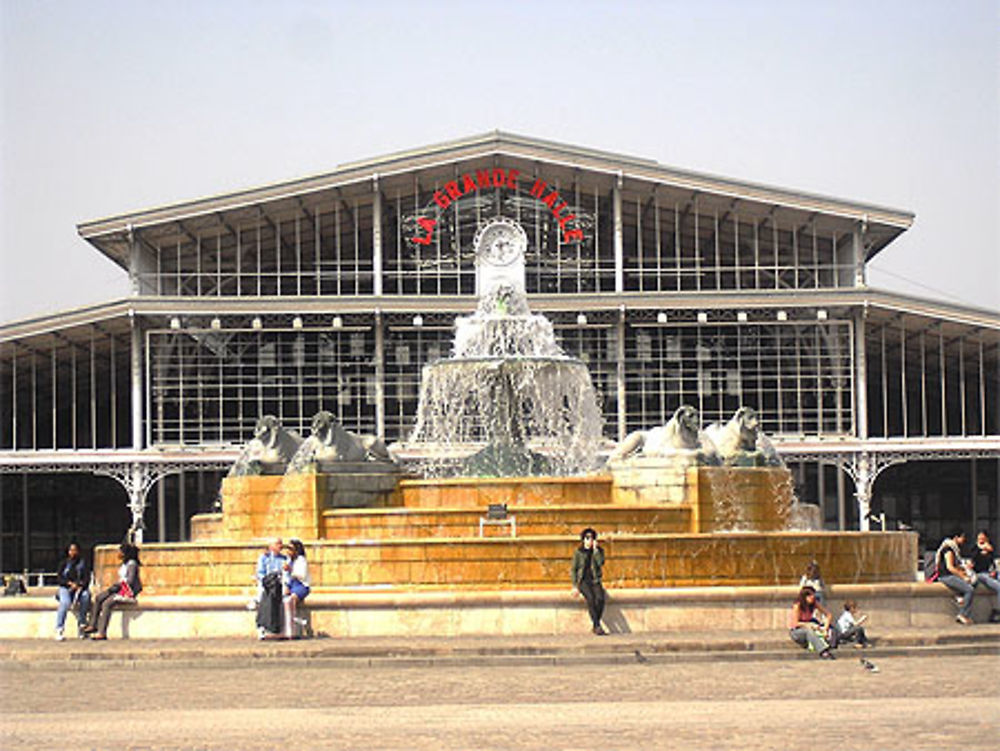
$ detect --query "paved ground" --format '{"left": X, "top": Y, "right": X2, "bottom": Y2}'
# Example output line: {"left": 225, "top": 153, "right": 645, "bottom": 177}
{"left": 2, "top": 623, "right": 998, "bottom": 665}
{"left": 2, "top": 643, "right": 998, "bottom": 750}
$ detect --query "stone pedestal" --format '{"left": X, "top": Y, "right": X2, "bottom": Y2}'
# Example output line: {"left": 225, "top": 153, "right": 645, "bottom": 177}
{"left": 609, "top": 459, "right": 798, "bottom": 533}
{"left": 691, "top": 466, "right": 796, "bottom": 532}
{"left": 189, "top": 512, "right": 222, "bottom": 541}
{"left": 218, "top": 466, "right": 403, "bottom": 542}
{"left": 608, "top": 453, "right": 699, "bottom": 506}
{"left": 321, "top": 463, "right": 403, "bottom": 508}
{"left": 219, "top": 476, "right": 285, "bottom": 540}
{"left": 397, "top": 475, "right": 613, "bottom": 509}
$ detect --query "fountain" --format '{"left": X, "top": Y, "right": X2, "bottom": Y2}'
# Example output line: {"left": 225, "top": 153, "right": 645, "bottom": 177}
{"left": 92, "top": 217, "right": 916, "bottom": 602}
{"left": 406, "top": 283, "right": 603, "bottom": 477}
{"left": 405, "top": 218, "right": 602, "bottom": 478}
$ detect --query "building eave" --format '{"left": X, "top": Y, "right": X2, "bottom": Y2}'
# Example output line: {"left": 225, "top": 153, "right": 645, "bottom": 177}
{"left": 77, "top": 131, "right": 913, "bottom": 261}
{"left": 0, "top": 299, "right": 135, "bottom": 344}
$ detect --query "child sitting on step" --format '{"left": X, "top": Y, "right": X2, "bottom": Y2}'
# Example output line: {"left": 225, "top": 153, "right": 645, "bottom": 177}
{"left": 833, "top": 599, "right": 870, "bottom": 648}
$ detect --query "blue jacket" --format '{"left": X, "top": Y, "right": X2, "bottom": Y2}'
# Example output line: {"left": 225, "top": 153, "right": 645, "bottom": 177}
{"left": 256, "top": 551, "right": 287, "bottom": 582}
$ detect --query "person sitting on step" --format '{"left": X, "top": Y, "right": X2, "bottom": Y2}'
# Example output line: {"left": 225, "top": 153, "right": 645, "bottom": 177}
{"left": 969, "top": 529, "right": 1000, "bottom": 623}
{"left": 788, "top": 585, "right": 835, "bottom": 659}
{"left": 571, "top": 527, "right": 607, "bottom": 636}
{"left": 54, "top": 541, "right": 91, "bottom": 641}
{"left": 255, "top": 537, "right": 287, "bottom": 639}
{"left": 798, "top": 560, "right": 828, "bottom": 606}
{"left": 282, "top": 538, "right": 311, "bottom": 639}
{"left": 82, "top": 543, "right": 142, "bottom": 640}
{"left": 935, "top": 529, "right": 977, "bottom": 625}
{"left": 832, "top": 599, "right": 871, "bottom": 648}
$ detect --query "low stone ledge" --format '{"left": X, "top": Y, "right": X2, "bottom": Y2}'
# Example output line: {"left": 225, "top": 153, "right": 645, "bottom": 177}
{"left": 0, "top": 581, "right": 971, "bottom": 613}
{"left": 3, "top": 579, "right": 993, "bottom": 641}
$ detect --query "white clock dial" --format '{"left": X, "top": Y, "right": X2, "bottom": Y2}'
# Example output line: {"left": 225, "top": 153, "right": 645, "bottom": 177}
{"left": 474, "top": 218, "right": 527, "bottom": 266}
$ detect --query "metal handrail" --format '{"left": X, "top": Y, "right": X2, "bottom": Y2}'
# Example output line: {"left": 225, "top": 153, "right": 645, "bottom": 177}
{"left": 2, "top": 570, "right": 59, "bottom": 588}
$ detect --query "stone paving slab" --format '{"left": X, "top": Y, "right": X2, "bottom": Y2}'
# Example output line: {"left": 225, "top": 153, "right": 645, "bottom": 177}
{"left": 3, "top": 653, "right": 999, "bottom": 750}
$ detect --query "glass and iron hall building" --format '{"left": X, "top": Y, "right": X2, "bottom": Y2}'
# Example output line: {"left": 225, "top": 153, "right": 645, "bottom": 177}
{"left": 1, "top": 132, "right": 998, "bottom": 571}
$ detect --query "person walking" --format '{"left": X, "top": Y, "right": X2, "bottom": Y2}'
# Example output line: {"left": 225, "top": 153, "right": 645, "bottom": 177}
{"left": 54, "top": 542, "right": 91, "bottom": 640}
{"left": 571, "top": 527, "right": 607, "bottom": 636}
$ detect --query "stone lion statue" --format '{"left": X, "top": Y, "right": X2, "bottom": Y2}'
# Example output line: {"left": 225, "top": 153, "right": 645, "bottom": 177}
{"left": 228, "top": 415, "right": 303, "bottom": 477}
{"left": 609, "top": 405, "right": 702, "bottom": 461}
{"left": 287, "top": 410, "right": 395, "bottom": 473}
{"left": 701, "top": 407, "right": 782, "bottom": 467}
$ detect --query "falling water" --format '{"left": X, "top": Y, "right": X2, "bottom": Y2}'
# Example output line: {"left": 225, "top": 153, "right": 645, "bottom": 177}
{"left": 408, "top": 285, "right": 603, "bottom": 477}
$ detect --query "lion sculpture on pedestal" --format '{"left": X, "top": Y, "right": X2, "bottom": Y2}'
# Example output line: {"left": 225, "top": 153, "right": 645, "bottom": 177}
{"left": 287, "top": 410, "right": 395, "bottom": 474}
{"left": 701, "top": 406, "right": 782, "bottom": 467}
{"left": 609, "top": 405, "right": 702, "bottom": 461}
{"left": 227, "top": 415, "right": 303, "bottom": 477}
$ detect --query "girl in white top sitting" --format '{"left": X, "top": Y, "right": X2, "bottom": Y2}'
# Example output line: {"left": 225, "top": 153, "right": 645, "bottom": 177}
{"left": 282, "top": 538, "right": 311, "bottom": 639}
{"left": 799, "top": 561, "right": 827, "bottom": 606}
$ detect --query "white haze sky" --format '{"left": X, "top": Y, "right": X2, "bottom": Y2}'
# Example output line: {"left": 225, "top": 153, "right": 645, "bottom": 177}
{"left": 1, "top": 1, "right": 997, "bottom": 323}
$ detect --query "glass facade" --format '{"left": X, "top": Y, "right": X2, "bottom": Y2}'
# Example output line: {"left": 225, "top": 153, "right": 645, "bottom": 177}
{"left": 127, "top": 157, "right": 862, "bottom": 300}
{"left": 1, "top": 140, "right": 996, "bottom": 561}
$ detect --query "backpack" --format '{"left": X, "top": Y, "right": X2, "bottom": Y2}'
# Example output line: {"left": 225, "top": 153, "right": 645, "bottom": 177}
{"left": 3, "top": 577, "right": 26, "bottom": 596}
{"left": 923, "top": 551, "right": 938, "bottom": 582}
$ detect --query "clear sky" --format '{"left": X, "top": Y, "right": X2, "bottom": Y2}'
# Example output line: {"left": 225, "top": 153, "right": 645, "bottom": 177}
{"left": 1, "top": 0, "right": 997, "bottom": 322}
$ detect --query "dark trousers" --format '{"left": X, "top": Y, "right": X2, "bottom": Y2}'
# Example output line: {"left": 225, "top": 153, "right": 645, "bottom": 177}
{"left": 579, "top": 580, "right": 605, "bottom": 629}
{"left": 833, "top": 623, "right": 869, "bottom": 647}
{"left": 87, "top": 587, "right": 121, "bottom": 636}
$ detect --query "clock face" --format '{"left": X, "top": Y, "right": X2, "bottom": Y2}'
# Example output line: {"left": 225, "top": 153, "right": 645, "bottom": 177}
{"left": 474, "top": 218, "right": 527, "bottom": 266}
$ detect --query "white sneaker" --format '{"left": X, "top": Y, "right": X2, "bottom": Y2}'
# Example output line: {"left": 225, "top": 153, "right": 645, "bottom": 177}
{"left": 55, "top": 629, "right": 65, "bottom": 641}
{"left": 257, "top": 627, "right": 267, "bottom": 640}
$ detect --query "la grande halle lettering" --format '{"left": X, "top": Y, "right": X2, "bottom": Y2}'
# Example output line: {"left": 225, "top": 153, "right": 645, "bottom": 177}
{"left": 411, "top": 167, "right": 584, "bottom": 246}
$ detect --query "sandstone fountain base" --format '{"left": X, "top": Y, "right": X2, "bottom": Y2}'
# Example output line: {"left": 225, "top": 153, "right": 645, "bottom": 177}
{"left": 93, "top": 468, "right": 916, "bottom": 595}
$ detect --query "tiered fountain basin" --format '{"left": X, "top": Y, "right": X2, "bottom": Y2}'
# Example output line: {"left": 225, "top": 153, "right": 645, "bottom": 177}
{"left": 93, "top": 468, "right": 917, "bottom": 596}
{"left": 94, "top": 530, "right": 916, "bottom": 597}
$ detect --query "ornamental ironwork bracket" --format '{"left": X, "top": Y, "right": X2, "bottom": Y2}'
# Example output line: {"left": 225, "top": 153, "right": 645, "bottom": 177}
{"left": 837, "top": 452, "right": 906, "bottom": 493}
{"left": 780, "top": 444, "right": 1000, "bottom": 530}
{"left": 0, "top": 458, "right": 233, "bottom": 543}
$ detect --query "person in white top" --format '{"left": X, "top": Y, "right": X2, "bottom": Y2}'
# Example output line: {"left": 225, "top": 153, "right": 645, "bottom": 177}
{"left": 833, "top": 599, "right": 870, "bottom": 648}
{"left": 282, "top": 539, "right": 311, "bottom": 639}
{"left": 798, "top": 561, "right": 827, "bottom": 606}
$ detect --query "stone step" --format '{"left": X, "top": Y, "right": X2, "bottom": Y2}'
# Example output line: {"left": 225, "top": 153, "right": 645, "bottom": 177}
{"left": 396, "top": 475, "right": 613, "bottom": 509}
{"left": 3, "top": 583, "right": 996, "bottom": 640}
{"left": 319, "top": 505, "right": 694, "bottom": 540}
{"left": 92, "top": 531, "right": 916, "bottom": 596}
